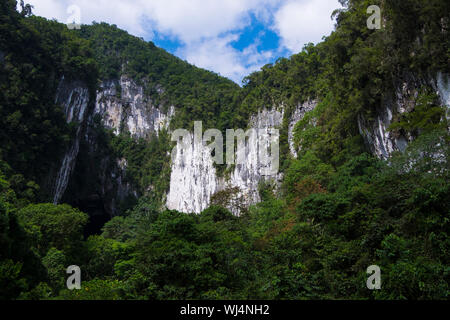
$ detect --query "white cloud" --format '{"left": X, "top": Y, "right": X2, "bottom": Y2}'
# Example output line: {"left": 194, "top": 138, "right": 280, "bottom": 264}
{"left": 177, "top": 34, "right": 275, "bottom": 84}
{"left": 25, "top": 0, "right": 340, "bottom": 83}
{"left": 139, "top": 0, "right": 281, "bottom": 83}
{"left": 27, "top": 0, "right": 146, "bottom": 36}
{"left": 26, "top": 0, "right": 277, "bottom": 41}
{"left": 273, "top": 0, "right": 341, "bottom": 53}
{"left": 141, "top": 0, "right": 279, "bottom": 43}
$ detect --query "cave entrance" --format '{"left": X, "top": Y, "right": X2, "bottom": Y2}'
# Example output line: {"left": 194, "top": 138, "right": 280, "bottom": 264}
{"left": 75, "top": 195, "right": 111, "bottom": 237}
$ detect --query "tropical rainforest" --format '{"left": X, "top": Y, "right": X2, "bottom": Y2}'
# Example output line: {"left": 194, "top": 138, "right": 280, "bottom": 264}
{"left": 0, "top": 0, "right": 449, "bottom": 300}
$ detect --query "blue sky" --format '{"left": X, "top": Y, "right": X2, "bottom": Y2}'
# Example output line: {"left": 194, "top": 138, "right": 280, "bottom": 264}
{"left": 26, "top": 0, "right": 342, "bottom": 84}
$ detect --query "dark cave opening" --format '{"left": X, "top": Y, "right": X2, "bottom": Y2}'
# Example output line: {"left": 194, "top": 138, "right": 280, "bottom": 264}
{"left": 75, "top": 196, "right": 112, "bottom": 237}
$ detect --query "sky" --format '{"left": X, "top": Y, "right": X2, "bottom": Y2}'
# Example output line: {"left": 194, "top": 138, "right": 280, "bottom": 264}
{"left": 24, "top": 0, "right": 342, "bottom": 84}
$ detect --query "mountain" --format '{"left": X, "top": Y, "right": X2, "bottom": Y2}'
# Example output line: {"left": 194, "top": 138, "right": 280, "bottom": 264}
{"left": 0, "top": 0, "right": 449, "bottom": 300}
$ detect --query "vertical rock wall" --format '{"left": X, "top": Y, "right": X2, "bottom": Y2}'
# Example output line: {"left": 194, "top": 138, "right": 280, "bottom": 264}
{"left": 288, "top": 100, "right": 318, "bottom": 158}
{"left": 53, "top": 77, "right": 90, "bottom": 204}
{"left": 95, "top": 76, "right": 174, "bottom": 138}
{"left": 358, "top": 73, "right": 450, "bottom": 159}
{"left": 166, "top": 106, "right": 313, "bottom": 215}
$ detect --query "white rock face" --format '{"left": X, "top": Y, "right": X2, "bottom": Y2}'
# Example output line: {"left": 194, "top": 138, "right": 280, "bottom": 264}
{"left": 357, "top": 104, "right": 408, "bottom": 159}
{"left": 224, "top": 108, "right": 284, "bottom": 212}
{"left": 95, "top": 80, "right": 122, "bottom": 134}
{"left": 358, "top": 80, "right": 417, "bottom": 159}
{"left": 358, "top": 73, "right": 450, "bottom": 159}
{"left": 436, "top": 72, "right": 450, "bottom": 120}
{"left": 52, "top": 75, "right": 174, "bottom": 209}
{"left": 52, "top": 69, "right": 450, "bottom": 215}
{"left": 166, "top": 133, "right": 218, "bottom": 213}
{"left": 288, "top": 100, "right": 318, "bottom": 158}
{"left": 166, "top": 108, "right": 285, "bottom": 215}
{"left": 53, "top": 77, "right": 90, "bottom": 204}
{"left": 95, "top": 76, "right": 174, "bottom": 137}
{"left": 55, "top": 77, "right": 89, "bottom": 123}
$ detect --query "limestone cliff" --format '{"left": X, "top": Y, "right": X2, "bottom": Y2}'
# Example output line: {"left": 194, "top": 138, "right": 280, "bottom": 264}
{"left": 52, "top": 70, "right": 449, "bottom": 217}
{"left": 52, "top": 77, "right": 90, "bottom": 204}
{"left": 288, "top": 100, "right": 318, "bottom": 158}
{"left": 52, "top": 77, "right": 320, "bottom": 216}
{"left": 358, "top": 73, "right": 450, "bottom": 159}
{"left": 95, "top": 76, "right": 174, "bottom": 138}
{"left": 166, "top": 104, "right": 316, "bottom": 215}
{"left": 52, "top": 75, "right": 174, "bottom": 217}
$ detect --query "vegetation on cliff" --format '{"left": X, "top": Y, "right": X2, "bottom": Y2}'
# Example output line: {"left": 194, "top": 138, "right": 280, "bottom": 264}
{"left": 0, "top": 0, "right": 448, "bottom": 300}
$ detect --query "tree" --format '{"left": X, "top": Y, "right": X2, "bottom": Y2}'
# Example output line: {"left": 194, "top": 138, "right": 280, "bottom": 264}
{"left": 16, "top": 203, "right": 89, "bottom": 257}
{"left": 19, "top": 0, "right": 33, "bottom": 17}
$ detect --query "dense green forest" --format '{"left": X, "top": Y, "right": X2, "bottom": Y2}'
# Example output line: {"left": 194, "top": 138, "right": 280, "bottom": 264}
{"left": 0, "top": 0, "right": 449, "bottom": 300}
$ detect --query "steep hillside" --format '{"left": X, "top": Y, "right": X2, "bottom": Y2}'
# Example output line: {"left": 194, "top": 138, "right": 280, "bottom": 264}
{"left": 0, "top": 0, "right": 449, "bottom": 300}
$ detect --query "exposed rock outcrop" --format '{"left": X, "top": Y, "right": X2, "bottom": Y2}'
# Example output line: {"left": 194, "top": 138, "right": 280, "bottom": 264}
{"left": 166, "top": 132, "right": 218, "bottom": 214}
{"left": 288, "top": 100, "right": 318, "bottom": 158}
{"left": 95, "top": 76, "right": 174, "bottom": 137}
{"left": 357, "top": 101, "right": 410, "bottom": 160}
{"left": 53, "top": 70, "right": 450, "bottom": 217}
{"left": 52, "top": 77, "right": 90, "bottom": 204}
{"left": 222, "top": 108, "right": 284, "bottom": 212}
{"left": 167, "top": 106, "right": 312, "bottom": 215}
{"left": 52, "top": 75, "right": 175, "bottom": 216}
{"left": 358, "top": 73, "right": 450, "bottom": 159}
{"left": 436, "top": 72, "right": 450, "bottom": 120}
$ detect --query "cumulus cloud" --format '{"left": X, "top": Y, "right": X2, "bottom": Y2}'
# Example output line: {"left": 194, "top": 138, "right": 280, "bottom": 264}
{"left": 177, "top": 34, "right": 275, "bottom": 84}
{"left": 273, "top": 0, "right": 340, "bottom": 53}
{"left": 27, "top": 0, "right": 146, "bottom": 36}
{"left": 141, "top": 0, "right": 279, "bottom": 43}
{"left": 139, "top": 0, "right": 281, "bottom": 83}
{"left": 25, "top": 0, "right": 340, "bottom": 83}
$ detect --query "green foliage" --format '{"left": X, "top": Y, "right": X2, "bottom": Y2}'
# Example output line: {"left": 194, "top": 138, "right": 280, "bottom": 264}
{"left": 0, "top": 259, "right": 27, "bottom": 300}
{"left": 284, "top": 151, "right": 335, "bottom": 196}
{"left": 0, "top": 165, "right": 46, "bottom": 299}
{"left": 389, "top": 91, "right": 447, "bottom": 135}
{"left": 210, "top": 187, "right": 247, "bottom": 215}
{"left": 57, "top": 279, "right": 123, "bottom": 300}
{"left": 42, "top": 248, "right": 66, "bottom": 291}
{"left": 70, "top": 235, "right": 133, "bottom": 287}
{"left": 76, "top": 22, "right": 240, "bottom": 132}
{"left": 16, "top": 203, "right": 88, "bottom": 257}
{"left": 110, "top": 131, "right": 172, "bottom": 202}
{"left": 0, "top": 3, "right": 97, "bottom": 191}
{"left": 0, "top": 0, "right": 449, "bottom": 301}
